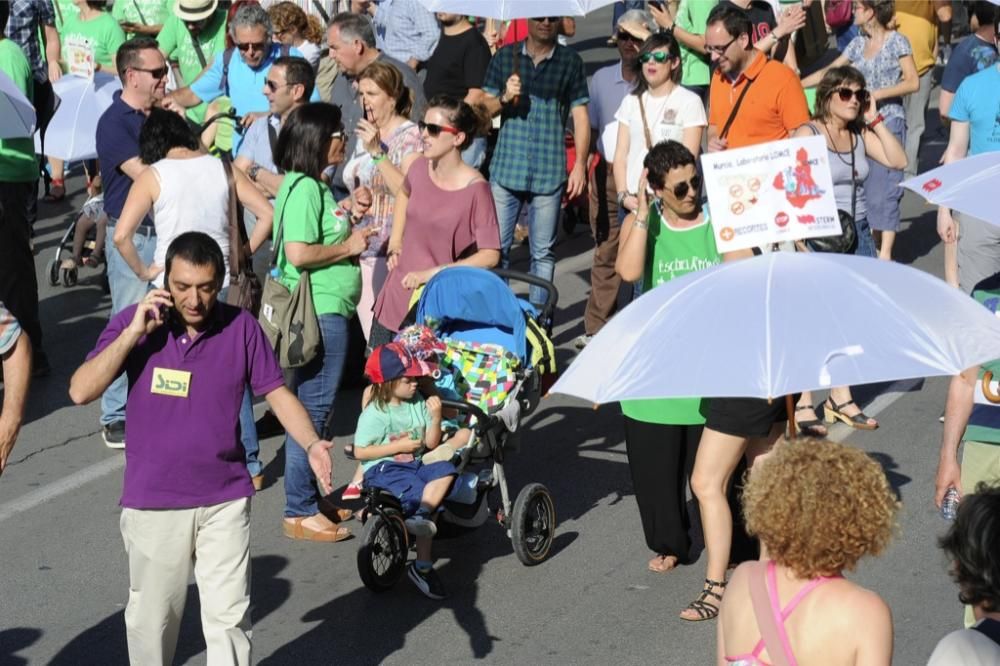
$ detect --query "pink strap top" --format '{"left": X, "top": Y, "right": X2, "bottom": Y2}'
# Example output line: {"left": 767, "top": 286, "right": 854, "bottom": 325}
{"left": 725, "top": 561, "right": 840, "bottom": 666}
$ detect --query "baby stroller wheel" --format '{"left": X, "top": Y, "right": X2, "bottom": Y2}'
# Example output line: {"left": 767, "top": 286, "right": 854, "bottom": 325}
{"left": 46, "top": 258, "right": 60, "bottom": 286}
{"left": 63, "top": 266, "right": 78, "bottom": 287}
{"left": 511, "top": 483, "right": 556, "bottom": 566}
{"left": 357, "top": 510, "right": 408, "bottom": 592}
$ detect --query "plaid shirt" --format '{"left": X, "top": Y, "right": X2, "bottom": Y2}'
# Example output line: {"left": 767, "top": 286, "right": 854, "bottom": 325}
{"left": 5, "top": 0, "right": 55, "bottom": 83}
{"left": 484, "top": 42, "right": 589, "bottom": 194}
{"left": 372, "top": 0, "right": 439, "bottom": 63}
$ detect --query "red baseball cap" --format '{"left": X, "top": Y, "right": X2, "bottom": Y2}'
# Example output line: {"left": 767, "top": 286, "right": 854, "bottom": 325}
{"left": 365, "top": 342, "right": 437, "bottom": 384}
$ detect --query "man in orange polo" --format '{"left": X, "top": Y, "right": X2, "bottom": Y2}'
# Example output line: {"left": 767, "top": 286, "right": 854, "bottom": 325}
{"left": 705, "top": 2, "right": 808, "bottom": 152}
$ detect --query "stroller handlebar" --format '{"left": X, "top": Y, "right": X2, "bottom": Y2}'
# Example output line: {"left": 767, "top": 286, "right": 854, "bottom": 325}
{"left": 490, "top": 269, "right": 559, "bottom": 323}
{"left": 439, "top": 399, "right": 491, "bottom": 431}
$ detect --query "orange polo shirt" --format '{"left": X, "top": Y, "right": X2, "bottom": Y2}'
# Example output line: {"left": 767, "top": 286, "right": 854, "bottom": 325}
{"left": 708, "top": 51, "right": 810, "bottom": 149}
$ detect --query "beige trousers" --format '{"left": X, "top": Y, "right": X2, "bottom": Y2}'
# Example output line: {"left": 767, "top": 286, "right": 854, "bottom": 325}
{"left": 119, "top": 497, "right": 252, "bottom": 666}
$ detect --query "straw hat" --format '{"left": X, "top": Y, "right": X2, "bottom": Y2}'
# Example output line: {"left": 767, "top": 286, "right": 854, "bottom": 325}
{"left": 174, "top": 0, "right": 218, "bottom": 22}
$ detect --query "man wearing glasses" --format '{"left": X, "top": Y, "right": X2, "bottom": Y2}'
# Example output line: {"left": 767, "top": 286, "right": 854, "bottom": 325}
{"left": 156, "top": 0, "right": 227, "bottom": 124}
{"left": 482, "top": 15, "right": 591, "bottom": 311}
{"left": 163, "top": 2, "right": 318, "bottom": 153}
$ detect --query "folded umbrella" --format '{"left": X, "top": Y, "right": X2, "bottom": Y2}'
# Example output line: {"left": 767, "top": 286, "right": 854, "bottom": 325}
{"left": 900, "top": 152, "right": 1000, "bottom": 225}
{"left": 36, "top": 72, "right": 121, "bottom": 162}
{"left": 0, "top": 69, "right": 37, "bottom": 139}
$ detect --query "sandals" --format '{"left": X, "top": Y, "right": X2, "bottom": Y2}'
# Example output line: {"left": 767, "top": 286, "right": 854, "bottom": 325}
{"left": 679, "top": 578, "right": 727, "bottom": 621}
{"left": 794, "top": 404, "right": 828, "bottom": 438}
{"left": 648, "top": 554, "right": 678, "bottom": 573}
{"left": 44, "top": 178, "right": 65, "bottom": 202}
{"left": 824, "top": 398, "right": 878, "bottom": 430}
{"left": 283, "top": 517, "right": 352, "bottom": 542}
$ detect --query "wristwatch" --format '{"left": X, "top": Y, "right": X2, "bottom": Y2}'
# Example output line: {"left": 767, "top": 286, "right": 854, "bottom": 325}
{"left": 617, "top": 191, "right": 628, "bottom": 207}
{"left": 248, "top": 163, "right": 262, "bottom": 182}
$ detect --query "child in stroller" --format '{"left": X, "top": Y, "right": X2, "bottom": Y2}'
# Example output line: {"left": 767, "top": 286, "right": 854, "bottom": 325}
{"left": 355, "top": 342, "right": 472, "bottom": 599}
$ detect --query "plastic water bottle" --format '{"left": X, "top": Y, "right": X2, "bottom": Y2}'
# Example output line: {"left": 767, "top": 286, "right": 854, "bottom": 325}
{"left": 941, "top": 487, "right": 960, "bottom": 521}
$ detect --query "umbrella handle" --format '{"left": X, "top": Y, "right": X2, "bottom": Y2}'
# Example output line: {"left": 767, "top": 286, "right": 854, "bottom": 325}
{"left": 982, "top": 371, "right": 1000, "bottom": 404}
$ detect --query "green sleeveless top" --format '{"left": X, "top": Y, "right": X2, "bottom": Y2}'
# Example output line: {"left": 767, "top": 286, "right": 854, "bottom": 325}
{"left": 621, "top": 202, "right": 722, "bottom": 425}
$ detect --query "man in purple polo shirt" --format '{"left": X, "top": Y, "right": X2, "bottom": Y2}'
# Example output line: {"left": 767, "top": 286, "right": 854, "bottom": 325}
{"left": 69, "top": 232, "right": 343, "bottom": 666}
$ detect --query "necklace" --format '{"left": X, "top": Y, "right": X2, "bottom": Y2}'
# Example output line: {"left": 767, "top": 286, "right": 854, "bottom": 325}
{"left": 819, "top": 121, "right": 858, "bottom": 178}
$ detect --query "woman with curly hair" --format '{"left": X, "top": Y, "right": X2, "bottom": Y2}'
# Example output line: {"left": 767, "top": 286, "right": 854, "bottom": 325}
{"left": 268, "top": 1, "right": 324, "bottom": 69}
{"left": 718, "top": 439, "right": 898, "bottom": 665}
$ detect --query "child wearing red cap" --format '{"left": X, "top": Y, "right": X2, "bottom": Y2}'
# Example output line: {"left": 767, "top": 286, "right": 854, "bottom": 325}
{"left": 355, "top": 342, "right": 455, "bottom": 599}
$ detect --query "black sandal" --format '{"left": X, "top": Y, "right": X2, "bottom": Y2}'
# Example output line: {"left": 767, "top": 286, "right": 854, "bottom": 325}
{"left": 794, "top": 404, "right": 828, "bottom": 437}
{"left": 824, "top": 398, "right": 878, "bottom": 430}
{"left": 679, "top": 577, "right": 727, "bottom": 621}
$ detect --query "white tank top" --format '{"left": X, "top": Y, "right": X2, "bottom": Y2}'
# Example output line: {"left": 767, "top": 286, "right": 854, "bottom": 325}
{"left": 150, "top": 154, "right": 231, "bottom": 287}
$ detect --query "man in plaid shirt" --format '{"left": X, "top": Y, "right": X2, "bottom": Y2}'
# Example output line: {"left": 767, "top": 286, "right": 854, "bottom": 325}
{"left": 483, "top": 16, "right": 590, "bottom": 308}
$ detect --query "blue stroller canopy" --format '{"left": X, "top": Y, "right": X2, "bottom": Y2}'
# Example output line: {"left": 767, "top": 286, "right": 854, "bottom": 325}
{"left": 415, "top": 267, "right": 529, "bottom": 362}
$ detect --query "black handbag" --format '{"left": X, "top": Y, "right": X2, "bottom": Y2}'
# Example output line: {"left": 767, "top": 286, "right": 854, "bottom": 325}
{"left": 805, "top": 126, "right": 858, "bottom": 254}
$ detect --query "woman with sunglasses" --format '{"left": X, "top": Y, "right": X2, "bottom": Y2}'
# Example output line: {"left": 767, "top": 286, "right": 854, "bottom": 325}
{"left": 613, "top": 31, "right": 706, "bottom": 222}
{"left": 802, "top": 0, "right": 919, "bottom": 261}
{"left": 370, "top": 95, "right": 500, "bottom": 348}
{"left": 792, "top": 66, "right": 906, "bottom": 436}
{"left": 615, "top": 140, "right": 722, "bottom": 576}
{"left": 267, "top": 1, "right": 323, "bottom": 69}
{"left": 342, "top": 60, "right": 423, "bottom": 343}
{"left": 271, "top": 102, "right": 373, "bottom": 542}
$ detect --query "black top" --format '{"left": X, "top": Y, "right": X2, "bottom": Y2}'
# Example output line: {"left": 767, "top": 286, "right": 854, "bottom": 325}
{"left": 423, "top": 27, "right": 493, "bottom": 101}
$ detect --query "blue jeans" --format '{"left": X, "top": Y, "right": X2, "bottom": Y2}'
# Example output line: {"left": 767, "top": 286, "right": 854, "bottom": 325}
{"left": 218, "top": 285, "right": 264, "bottom": 477}
{"left": 461, "top": 137, "right": 487, "bottom": 170}
{"left": 284, "top": 313, "right": 349, "bottom": 517}
{"left": 853, "top": 216, "right": 877, "bottom": 258}
{"left": 101, "top": 224, "right": 156, "bottom": 426}
{"left": 492, "top": 182, "right": 565, "bottom": 307}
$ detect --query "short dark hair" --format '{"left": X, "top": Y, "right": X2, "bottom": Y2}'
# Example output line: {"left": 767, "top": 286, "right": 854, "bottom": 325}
{"left": 426, "top": 94, "right": 491, "bottom": 150}
{"left": 330, "top": 12, "right": 376, "bottom": 48}
{"left": 971, "top": 1, "right": 998, "bottom": 29}
{"left": 165, "top": 232, "right": 225, "bottom": 288}
{"left": 707, "top": 2, "right": 752, "bottom": 39}
{"left": 939, "top": 483, "right": 1000, "bottom": 612}
{"left": 115, "top": 36, "right": 161, "bottom": 78}
{"left": 643, "top": 140, "right": 697, "bottom": 190}
{"left": 631, "top": 31, "right": 683, "bottom": 95}
{"left": 273, "top": 55, "right": 315, "bottom": 100}
{"left": 274, "top": 102, "right": 343, "bottom": 179}
{"left": 813, "top": 65, "right": 867, "bottom": 134}
{"left": 139, "top": 108, "right": 201, "bottom": 164}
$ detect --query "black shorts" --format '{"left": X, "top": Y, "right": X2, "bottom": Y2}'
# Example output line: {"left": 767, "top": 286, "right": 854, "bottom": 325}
{"left": 704, "top": 396, "right": 796, "bottom": 439}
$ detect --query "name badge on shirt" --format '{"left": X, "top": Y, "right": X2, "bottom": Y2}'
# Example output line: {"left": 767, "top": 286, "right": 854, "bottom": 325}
{"left": 151, "top": 368, "right": 192, "bottom": 398}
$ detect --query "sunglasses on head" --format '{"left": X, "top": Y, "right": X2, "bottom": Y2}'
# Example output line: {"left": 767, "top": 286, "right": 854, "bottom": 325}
{"left": 834, "top": 87, "right": 870, "bottom": 104}
{"left": 667, "top": 175, "right": 702, "bottom": 199}
{"left": 131, "top": 65, "right": 169, "bottom": 79}
{"left": 639, "top": 51, "right": 673, "bottom": 64}
{"left": 236, "top": 40, "right": 268, "bottom": 52}
{"left": 418, "top": 121, "right": 460, "bottom": 137}
{"left": 531, "top": 16, "right": 560, "bottom": 23}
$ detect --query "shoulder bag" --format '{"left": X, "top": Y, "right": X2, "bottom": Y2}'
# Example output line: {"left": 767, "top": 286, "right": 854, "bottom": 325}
{"left": 222, "top": 160, "right": 263, "bottom": 314}
{"left": 804, "top": 123, "right": 857, "bottom": 254}
{"left": 258, "top": 176, "right": 322, "bottom": 368}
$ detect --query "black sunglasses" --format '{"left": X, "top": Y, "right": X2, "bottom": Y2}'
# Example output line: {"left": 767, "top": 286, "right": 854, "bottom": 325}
{"left": 236, "top": 40, "right": 268, "bottom": 52}
{"left": 639, "top": 51, "right": 672, "bottom": 64}
{"left": 705, "top": 36, "right": 737, "bottom": 55}
{"left": 418, "top": 121, "right": 460, "bottom": 137}
{"left": 834, "top": 87, "right": 870, "bottom": 104}
{"left": 531, "top": 17, "right": 560, "bottom": 23}
{"left": 265, "top": 79, "right": 289, "bottom": 92}
{"left": 668, "top": 175, "right": 702, "bottom": 199}
{"left": 131, "top": 65, "right": 169, "bottom": 79}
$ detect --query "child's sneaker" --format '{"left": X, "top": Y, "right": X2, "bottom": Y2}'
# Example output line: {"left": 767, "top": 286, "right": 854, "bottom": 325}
{"left": 407, "top": 562, "right": 447, "bottom": 599}
{"left": 341, "top": 481, "right": 362, "bottom": 501}
{"left": 404, "top": 514, "right": 437, "bottom": 538}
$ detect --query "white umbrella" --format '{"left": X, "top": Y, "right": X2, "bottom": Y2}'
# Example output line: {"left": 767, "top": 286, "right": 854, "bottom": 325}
{"left": 900, "top": 152, "right": 1000, "bottom": 225}
{"left": 552, "top": 252, "right": 1000, "bottom": 403}
{"left": 418, "top": 0, "right": 617, "bottom": 19}
{"left": 36, "top": 72, "right": 122, "bottom": 161}
{"left": 0, "top": 70, "right": 36, "bottom": 139}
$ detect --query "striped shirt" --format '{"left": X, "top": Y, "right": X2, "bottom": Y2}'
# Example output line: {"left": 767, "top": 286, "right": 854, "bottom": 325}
{"left": 966, "top": 283, "right": 1000, "bottom": 445}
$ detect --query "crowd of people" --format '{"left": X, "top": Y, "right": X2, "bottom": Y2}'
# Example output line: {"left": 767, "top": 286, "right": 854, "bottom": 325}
{"left": 2, "top": 0, "right": 1000, "bottom": 664}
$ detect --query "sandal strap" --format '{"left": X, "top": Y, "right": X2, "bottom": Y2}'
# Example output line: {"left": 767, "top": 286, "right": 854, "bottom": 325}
{"left": 685, "top": 598, "right": 720, "bottom": 619}
{"left": 705, "top": 577, "right": 728, "bottom": 588}
{"left": 794, "top": 404, "right": 814, "bottom": 411}
{"left": 827, "top": 398, "right": 856, "bottom": 411}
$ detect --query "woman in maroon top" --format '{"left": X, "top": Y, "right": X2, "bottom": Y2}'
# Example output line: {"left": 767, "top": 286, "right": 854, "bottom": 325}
{"left": 369, "top": 95, "right": 501, "bottom": 348}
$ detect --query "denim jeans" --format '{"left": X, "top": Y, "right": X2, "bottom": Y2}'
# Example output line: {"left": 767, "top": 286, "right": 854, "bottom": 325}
{"left": 853, "top": 216, "right": 877, "bottom": 258}
{"left": 101, "top": 224, "right": 156, "bottom": 426}
{"left": 218, "top": 285, "right": 264, "bottom": 477}
{"left": 284, "top": 313, "right": 349, "bottom": 517}
{"left": 461, "top": 137, "right": 487, "bottom": 170}
{"left": 492, "top": 182, "right": 565, "bottom": 307}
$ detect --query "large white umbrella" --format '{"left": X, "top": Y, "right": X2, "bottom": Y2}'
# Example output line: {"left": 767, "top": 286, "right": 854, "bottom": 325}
{"left": 418, "top": 0, "right": 617, "bottom": 19}
{"left": 900, "top": 152, "right": 1000, "bottom": 225}
{"left": 0, "top": 70, "right": 36, "bottom": 139}
{"left": 36, "top": 72, "right": 121, "bottom": 161}
{"left": 552, "top": 253, "right": 1000, "bottom": 404}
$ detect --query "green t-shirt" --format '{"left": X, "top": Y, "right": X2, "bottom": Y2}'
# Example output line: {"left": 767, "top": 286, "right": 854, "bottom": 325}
{"left": 60, "top": 12, "right": 126, "bottom": 70}
{"left": 52, "top": 0, "right": 80, "bottom": 33}
{"left": 274, "top": 173, "right": 361, "bottom": 319}
{"left": 0, "top": 40, "right": 38, "bottom": 183}
{"left": 157, "top": 11, "right": 227, "bottom": 122}
{"left": 355, "top": 399, "right": 432, "bottom": 472}
{"left": 111, "top": 0, "right": 168, "bottom": 38}
{"left": 677, "top": 0, "right": 716, "bottom": 87}
{"left": 620, "top": 203, "right": 722, "bottom": 425}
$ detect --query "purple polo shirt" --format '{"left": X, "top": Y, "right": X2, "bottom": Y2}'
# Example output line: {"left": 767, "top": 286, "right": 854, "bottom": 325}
{"left": 87, "top": 302, "right": 284, "bottom": 509}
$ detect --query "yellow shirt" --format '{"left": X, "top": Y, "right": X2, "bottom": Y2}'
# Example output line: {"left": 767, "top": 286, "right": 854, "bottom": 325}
{"left": 894, "top": 0, "right": 937, "bottom": 74}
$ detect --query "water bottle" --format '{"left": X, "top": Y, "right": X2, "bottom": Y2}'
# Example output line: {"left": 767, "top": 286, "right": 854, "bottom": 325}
{"left": 941, "top": 486, "right": 960, "bottom": 521}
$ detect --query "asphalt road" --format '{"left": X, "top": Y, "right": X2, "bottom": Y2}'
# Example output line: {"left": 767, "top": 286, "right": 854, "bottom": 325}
{"left": 0, "top": 8, "right": 965, "bottom": 665}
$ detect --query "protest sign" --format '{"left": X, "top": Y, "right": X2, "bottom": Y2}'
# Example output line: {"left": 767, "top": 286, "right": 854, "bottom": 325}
{"left": 64, "top": 36, "right": 96, "bottom": 80}
{"left": 700, "top": 134, "right": 841, "bottom": 253}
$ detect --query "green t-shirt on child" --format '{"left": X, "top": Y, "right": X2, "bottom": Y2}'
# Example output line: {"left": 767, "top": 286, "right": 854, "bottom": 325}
{"left": 0, "top": 40, "right": 38, "bottom": 183}
{"left": 60, "top": 12, "right": 126, "bottom": 70}
{"left": 355, "top": 399, "right": 432, "bottom": 472}
{"left": 274, "top": 173, "right": 361, "bottom": 319}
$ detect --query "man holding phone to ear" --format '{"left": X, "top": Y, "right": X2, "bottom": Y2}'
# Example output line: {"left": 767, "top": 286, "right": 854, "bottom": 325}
{"left": 69, "top": 232, "right": 337, "bottom": 666}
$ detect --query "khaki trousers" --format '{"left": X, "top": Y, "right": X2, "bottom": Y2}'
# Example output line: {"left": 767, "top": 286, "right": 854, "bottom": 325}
{"left": 120, "top": 497, "right": 252, "bottom": 666}
{"left": 583, "top": 156, "right": 623, "bottom": 336}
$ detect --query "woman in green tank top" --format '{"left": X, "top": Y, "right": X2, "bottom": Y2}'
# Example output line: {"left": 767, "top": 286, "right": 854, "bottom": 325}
{"left": 614, "top": 140, "right": 724, "bottom": 574}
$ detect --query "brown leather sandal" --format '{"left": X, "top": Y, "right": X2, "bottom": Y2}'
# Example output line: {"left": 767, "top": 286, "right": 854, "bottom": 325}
{"left": 283, "top": 517, "right": 352, "bottom": 542}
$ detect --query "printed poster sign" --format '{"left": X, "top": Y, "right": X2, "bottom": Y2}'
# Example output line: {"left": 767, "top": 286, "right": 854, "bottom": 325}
{"left": 700, "top": 135, "right": 841, "bottom": 253}
{"left": 64, "top": 35, "right": 96, "bottom": 80}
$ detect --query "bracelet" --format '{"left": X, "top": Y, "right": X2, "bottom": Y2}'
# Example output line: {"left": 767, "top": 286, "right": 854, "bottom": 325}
{"left": 248, "top": 163, "right": 261, "bottom": 182}
{"left": 371, "top": 152, "right": 386, "bottom": 164}
{"left": 867, "top": 113, "right": 885, "bottom": 130}
{"left": 632, "top": 217, "right": 649, "bottom": 230}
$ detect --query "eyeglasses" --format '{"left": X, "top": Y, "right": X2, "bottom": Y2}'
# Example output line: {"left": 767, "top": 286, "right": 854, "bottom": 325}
{"left": 705, "top": 36, "right": 737, "bottom": 55}
{"left": 265, "top": 79, "right": 289, "bottom": 92}
{"left": 418, "top": 121, "right": 460, "bottom": 137}
{"left": 531, "top": 17, "right": 560, "bottom": 23}
{"left": 638, "top": 51, "right": 673, "bottom": 64}
{"left": 131, "top": 65, "right": 169, "bottom": 80}
{"left": 236, "top": 40, "right": 268, "bottom": 52}
{"left": 667, "top": 175, "right": 702, "bottom": 199}
{"left": 834, "top": 87, "right": 870, "bottom": 104}
{"left": 616, "top": 31, "right": 642, "bottom": 43}
{"left": 330, "top": 129, "right": 346, "bottom": 141}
